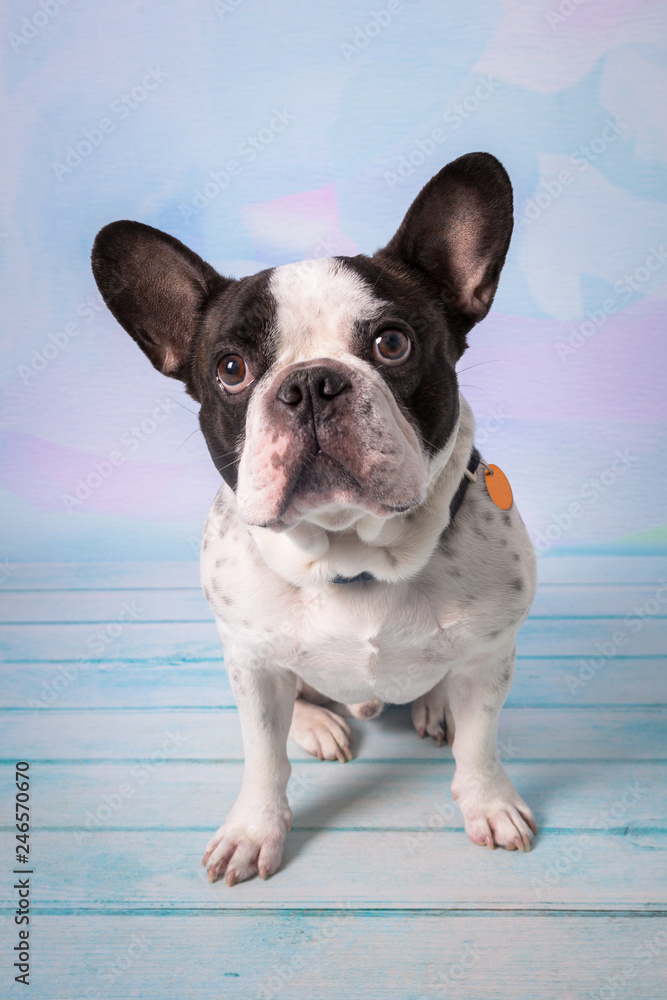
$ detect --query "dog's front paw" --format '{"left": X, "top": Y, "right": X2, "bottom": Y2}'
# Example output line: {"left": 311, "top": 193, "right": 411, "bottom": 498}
{"left": 202, "top": 798, "right": 292, "bottom": 885}
{"left": 452, "top": 769, "right": 537, "bottom": 852}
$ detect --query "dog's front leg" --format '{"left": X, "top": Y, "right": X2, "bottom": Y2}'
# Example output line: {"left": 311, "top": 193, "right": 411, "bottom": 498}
{"left": 447, "top": 648, "right": 537, "bottom": 852}
{"left": 203, "top": 663, "right": 296, "bottom": 885}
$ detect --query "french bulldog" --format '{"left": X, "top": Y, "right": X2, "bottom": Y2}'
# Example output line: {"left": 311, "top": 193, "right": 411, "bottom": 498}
{"left": 91, "top": 151, "right": 538, "bottom": 886}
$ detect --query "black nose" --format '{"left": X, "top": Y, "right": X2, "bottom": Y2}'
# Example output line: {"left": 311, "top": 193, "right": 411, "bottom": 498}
{"left": 276, "top": 366, "right": 350, "bottom": 409}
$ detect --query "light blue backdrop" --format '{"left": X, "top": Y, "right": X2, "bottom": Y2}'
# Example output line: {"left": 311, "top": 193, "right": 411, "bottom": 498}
{"left": 1, "top": 0, "right": 666, "bottom": 561}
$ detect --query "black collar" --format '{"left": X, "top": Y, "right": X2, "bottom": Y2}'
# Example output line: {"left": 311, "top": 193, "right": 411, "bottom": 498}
{"left": 331, "top": 447, "right": 480, "bottom": 585}
{"left": 448, "top": 446, "right": 481, "bottom": 524}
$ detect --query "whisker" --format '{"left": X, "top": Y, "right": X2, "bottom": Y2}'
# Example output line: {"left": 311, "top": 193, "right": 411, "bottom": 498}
{"left": 456, "top": 359, "right": 501, "bottom": 375}
{"left": 459, "top": 383, "right": 494, "bottom": 398}
{"left": 174, "top": 427, "right": 202, "bottom": 455}
{"left": 206, "top": 447, "right": 238, "bottom": 461}
{"left": 212, "top": 456, "right": 242, "bottom": 474}
{"left": 165, "top": 393, "right": 199, "bottom": 417}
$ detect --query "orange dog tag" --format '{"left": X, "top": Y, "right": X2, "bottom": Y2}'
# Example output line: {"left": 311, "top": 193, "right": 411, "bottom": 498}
{"left": 485, "top": 464, "right": 513, "bottom": 510}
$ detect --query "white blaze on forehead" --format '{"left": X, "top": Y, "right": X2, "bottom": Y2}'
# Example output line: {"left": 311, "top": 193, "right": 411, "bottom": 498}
{"left": 269, "top": 257, "right": 386, "bottom": 365}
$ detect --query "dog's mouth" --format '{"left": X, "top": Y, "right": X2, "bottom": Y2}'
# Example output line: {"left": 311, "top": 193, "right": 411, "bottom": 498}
{"left": 259, "top": 448, "right": 417, "bottom": 531}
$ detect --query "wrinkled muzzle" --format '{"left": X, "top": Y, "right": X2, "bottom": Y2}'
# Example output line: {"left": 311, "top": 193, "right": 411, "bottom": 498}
{"left": 235, "top": 358, "right": 428, "bottom": 528}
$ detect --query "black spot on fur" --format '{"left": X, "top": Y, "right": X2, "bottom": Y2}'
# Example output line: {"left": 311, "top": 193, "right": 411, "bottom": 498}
{"left": 203, "top": 586, "right": 212, "bottom": 602}
{"left": 511, "top": 552, "right": 520, "bottom": 561}
{"left": 482, "top": 511, "right": 492, "bottom": 522}
{"left": 500, "top": 538, "right": 508, "bottom": 547}
{"left": 486, "top": 629, "right": 501, "bottom": 639}
{"left": 510, "top": 577, "right": 524, "bottom": 592}
{"left": 502, "top": 512, "right": 512, "bottom": 526}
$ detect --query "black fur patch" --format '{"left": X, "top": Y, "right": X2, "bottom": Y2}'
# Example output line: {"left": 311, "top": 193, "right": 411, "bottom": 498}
{"left": 191, "top": 268, "right": 278, "bottom": 489}
{"left": 342, "top": 254, "right": 460, "bottom": 457}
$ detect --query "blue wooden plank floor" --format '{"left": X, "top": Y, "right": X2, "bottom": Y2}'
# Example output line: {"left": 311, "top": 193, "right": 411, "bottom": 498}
{"left": 1, "top": 556, "right": 666, "bottom": 998}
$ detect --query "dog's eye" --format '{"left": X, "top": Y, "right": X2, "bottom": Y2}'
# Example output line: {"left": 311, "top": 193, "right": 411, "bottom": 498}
{"left": 373, "top": 328, "right": 412, "bottom": 366}
{"left": 217, "top": 354, "right": 254, "bottom": 393}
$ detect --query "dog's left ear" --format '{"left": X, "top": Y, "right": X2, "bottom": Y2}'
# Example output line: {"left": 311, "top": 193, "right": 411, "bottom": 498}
{"left": 378, "top": 152, "right": 513, "bottom": 333}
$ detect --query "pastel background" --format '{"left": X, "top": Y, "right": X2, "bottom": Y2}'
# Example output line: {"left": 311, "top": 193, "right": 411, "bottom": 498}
{"left": 1, "top": 0, "right": 666, "bottom": 563}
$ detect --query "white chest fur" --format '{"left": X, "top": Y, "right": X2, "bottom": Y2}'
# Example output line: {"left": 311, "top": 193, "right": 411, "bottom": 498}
{"left": 200, "top": 458, "right": 536, "bottom": 706}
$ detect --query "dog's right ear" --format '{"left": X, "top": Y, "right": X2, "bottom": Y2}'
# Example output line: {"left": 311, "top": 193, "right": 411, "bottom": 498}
{"left": 91, "top": 221, "right": 231, "bottom": 381}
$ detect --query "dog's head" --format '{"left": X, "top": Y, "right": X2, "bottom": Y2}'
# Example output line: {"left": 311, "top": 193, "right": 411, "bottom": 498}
{"left": 92, "top": 152, "right": 512, "bottom": 532}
